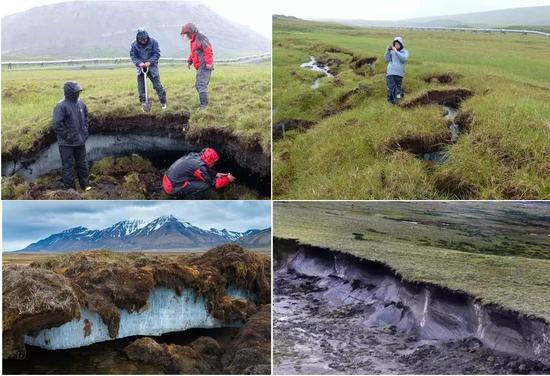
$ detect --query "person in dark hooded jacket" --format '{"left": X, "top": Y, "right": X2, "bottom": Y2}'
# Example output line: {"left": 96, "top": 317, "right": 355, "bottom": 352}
{"left": 180, "top": 23, "right": 214, "bottom": 109}
{"left": 130, "top": 28, "right": 167, "bottom": 111}
{"left": 52, "top": 81, "right": 91, "bottom": 191}
{"left": 163, "top": 148, "right": 235, "bottom": 199}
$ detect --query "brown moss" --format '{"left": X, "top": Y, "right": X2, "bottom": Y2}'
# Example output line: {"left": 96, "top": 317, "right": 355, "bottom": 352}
{"left": 3, "top": 245, "right": 270, "bottom": 359}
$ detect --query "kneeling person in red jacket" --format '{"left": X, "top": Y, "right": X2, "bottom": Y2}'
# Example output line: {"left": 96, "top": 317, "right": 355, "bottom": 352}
{"left": 163, "top": 148, "right": 235, "bottom": 199}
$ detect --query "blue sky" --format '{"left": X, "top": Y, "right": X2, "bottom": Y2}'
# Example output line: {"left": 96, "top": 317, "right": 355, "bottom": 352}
{"left": 2, "top": 201, "right": 271, "bottom": 252}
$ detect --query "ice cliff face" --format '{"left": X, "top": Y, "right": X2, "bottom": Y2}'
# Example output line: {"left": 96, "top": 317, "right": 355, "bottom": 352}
{"left": 24, "top": 286, "right": 252, "bottom": 350}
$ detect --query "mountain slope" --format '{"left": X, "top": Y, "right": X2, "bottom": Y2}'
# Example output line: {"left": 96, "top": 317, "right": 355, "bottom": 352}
{"left": 1, "top": 1, "right": 270, "bottom": 59}
{"left": 21, "top": 215, "right": 271, "bottom": 252}
{"left": 318, "top": 6, "right": 550, "bottom": 28}
{"left": 237, "top": 228, "right": 271, "bottom": 249}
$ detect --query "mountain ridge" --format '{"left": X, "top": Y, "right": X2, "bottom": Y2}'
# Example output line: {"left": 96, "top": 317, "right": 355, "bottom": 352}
{"left": 20, "top": 215, "right": 270, "bottom": 252}
{"left": 2, "top": 1, "right": 270, "bottom": 59}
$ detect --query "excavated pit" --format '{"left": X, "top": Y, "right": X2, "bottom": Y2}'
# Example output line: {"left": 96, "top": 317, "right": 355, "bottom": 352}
{"left": 274, "top": 238, "right": 550, "bottom": 374}
{"left": 402, "top": 88, "right": 474, "bottom": 109}
{"left": 1, "top": 114, "right": 270, "bottom": 197}
{"left": 384, "top": 90, "right": 475, "bottom": 164}
{"left": 273, "top": 119, "right": 316, "bottom": 141}
{"left": 423, "top": 73, "right": 461, "bottom": 84}
{"left": 351, "top": 56, "right": 378, "bottom": 76}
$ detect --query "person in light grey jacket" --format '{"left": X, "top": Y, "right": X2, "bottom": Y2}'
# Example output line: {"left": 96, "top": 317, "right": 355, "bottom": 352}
{"left": 384, "top": 36, "right": 409, "bottom": 104}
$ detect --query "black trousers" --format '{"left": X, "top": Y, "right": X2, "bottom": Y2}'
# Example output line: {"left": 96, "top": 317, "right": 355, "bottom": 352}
{"left": 174, "top": 181, "right": 212, "bottom": 199}
{"left": 137, "top": 71, "right": 167, "bottom": 104}
{"left": 386, "top": 74, "right": 404, "bottom": 104}
{"left": 59, "top": 145, "right": 89, "bottom": 189}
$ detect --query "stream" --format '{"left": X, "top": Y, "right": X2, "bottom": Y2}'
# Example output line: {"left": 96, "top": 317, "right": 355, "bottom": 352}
{"left": 419, "top": 105, "right": 461, "bottom": 164}
{"left": 300, "top": 57, "right": 334, "bottom": 89}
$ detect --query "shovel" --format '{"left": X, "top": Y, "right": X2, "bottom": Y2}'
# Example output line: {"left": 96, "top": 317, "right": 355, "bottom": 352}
{"left": 141, "top": 66, "right": 152, "bottom": 112}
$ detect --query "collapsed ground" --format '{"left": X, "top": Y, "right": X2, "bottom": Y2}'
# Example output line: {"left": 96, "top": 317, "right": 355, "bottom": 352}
{"left": 272, "top": 16, "right": 550, "bottom": 199}
{"left": 274, "top": 241, "right": 550, "bottom": 374}
{"left": 273, "top": 202, "right": 550, "bottom": 321}
{"left": 1, "top": 64, "right": 271, "bottom": 199}
{"left": 2, "top": 244, "right": 271, "bottom": 376}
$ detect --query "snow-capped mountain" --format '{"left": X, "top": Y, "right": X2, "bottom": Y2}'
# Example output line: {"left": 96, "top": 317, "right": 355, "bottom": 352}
{"left": 21, "top": 216, "right": 270, "bottom": 252}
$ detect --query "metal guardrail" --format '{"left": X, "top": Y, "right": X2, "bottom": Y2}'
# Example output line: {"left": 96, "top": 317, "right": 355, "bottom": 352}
{"left": 1, "top": 53, "right": 271, "bottom": 68}
{"left": 365, "top": 25, "right": 550, "bottom": 37}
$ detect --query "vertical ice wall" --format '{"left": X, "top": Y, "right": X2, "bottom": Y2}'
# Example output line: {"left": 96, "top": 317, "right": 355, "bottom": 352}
{"left": 25, "top": 286, "right": 250, "bottom": 350}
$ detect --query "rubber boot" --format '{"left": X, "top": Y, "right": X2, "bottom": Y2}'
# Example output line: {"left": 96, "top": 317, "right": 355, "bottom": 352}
{"left": 199, "top": 92, "right": 209, "bottom": 109}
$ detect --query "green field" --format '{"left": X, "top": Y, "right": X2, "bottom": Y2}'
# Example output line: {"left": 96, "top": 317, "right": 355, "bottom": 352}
{"left": 2, "top": 63, "right": 271, "bottom": 156}
{"left": 274, "top": 201, "right": 550, "bottom": 321}
{"left": 273, "top": 16, "right": 550, "bottom": 199}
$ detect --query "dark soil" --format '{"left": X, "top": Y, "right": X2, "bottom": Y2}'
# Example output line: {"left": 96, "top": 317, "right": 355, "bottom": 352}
{"left": 273, "top": 119, "right": 316, "bottom": 140}
{"left": 402, "top": 88, "right": 474, "bottom": 108}
{"left": 274, "top": 268, "right": 549, "bottom": 375}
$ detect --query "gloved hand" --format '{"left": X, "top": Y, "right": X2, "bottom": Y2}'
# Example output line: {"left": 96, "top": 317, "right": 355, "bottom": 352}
{"left": 144, "top": 62, "right": 151, "bottom": 67}
{"left": 187, "top": 62, "right": 193, "bottom": 70}
{"left": 139, "top": 62, "right": 146, "bottom": 68}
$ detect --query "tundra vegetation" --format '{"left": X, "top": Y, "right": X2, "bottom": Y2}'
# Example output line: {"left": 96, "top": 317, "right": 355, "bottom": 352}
{"left": 273, "top": 16, "right": 550, "bottom": 199}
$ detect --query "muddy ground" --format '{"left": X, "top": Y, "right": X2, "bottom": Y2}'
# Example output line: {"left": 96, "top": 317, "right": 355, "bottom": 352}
{"left": 274, "top": 269, "right": 550, "bottom": 375}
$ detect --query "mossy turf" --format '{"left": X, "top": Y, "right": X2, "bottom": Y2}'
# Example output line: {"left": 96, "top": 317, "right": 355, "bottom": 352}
{"left": 274, "top": 201, "right": 550, "bottom": 321}
{"left": 2, "top": 63, "right": 271, "bottom": 155}
{"left": 273, "top": 17, "right": 550, "bottom": 199}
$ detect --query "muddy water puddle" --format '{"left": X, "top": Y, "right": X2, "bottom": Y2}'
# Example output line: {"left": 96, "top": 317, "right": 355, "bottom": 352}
{"left": 274, "top": 270, "right": 548, "bottom": 375}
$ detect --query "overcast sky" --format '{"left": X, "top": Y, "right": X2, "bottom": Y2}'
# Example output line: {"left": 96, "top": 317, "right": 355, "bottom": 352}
{"left": 2, "top": 201, "right": 271, "bottom": 252}
{"left": 272, "top": 0, "right": 550, "bottom": 20}
{"left": 0, "top": 0, "right": 272, "bottom": 38}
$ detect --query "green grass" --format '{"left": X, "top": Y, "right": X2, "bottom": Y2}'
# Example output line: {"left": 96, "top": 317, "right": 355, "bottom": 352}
{"left": 273, "top": 17, "right": 550, "bottom": 199}
{"left": 2, "top": 63, "right": 271, "bottom": 155}
{"left": 274, "top": 201, "right": 550, "bottom": 321}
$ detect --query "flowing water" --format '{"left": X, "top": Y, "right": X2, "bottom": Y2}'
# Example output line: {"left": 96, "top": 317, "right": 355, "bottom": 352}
{"left": 300, "top": 57, "right": 334, "bottom": 89}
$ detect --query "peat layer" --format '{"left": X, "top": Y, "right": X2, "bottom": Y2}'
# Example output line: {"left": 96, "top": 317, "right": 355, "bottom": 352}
{"left": 2, "top": 244, "right": 271, "bottom": 360}
{"left": 1, "top": 113, "right": 270, "bottom": 196}
{"left": 274, "top": 238, "right": 550, "bottom": 372}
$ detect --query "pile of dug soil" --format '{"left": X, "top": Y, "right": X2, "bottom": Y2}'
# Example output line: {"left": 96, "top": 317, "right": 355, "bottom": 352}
{"left": 2, "top": 245, "right": 270, "bottom": 359}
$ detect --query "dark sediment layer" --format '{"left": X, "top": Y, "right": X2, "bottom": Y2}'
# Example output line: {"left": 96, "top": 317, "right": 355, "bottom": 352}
{"left": 274, "top": 238, "right": 550, "bottom": 374}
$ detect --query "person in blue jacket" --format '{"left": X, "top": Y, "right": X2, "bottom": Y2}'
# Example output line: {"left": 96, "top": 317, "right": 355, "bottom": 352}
{"left": 129, "top": 28, "right": 167, "bottom": 111}
{"left": 384, "top": 36, "right": 409, "bottom": 104}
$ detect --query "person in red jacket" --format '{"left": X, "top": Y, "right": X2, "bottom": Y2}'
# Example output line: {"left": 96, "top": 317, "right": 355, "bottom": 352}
{"left": 181, "top": 23, "right": 214, "bottom": 109}
{"left": 163, "top": 148, "right": 235, "bottom": 199}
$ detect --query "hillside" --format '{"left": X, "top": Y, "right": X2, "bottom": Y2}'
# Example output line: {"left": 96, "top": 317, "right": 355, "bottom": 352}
{"left": 320, "top": 6, "right": 550, "bottom": 28}
{"left": 1, "top": 1, "right": 270, "bottom": 59}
